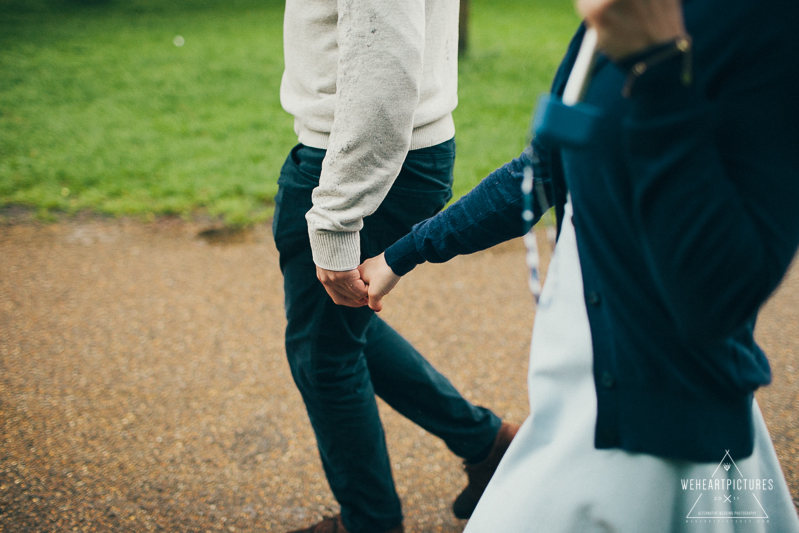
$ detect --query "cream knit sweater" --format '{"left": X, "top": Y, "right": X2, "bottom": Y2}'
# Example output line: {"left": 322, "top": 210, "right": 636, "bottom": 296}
{"left": 280, "top": 0, "right": 459, "bottom": 271}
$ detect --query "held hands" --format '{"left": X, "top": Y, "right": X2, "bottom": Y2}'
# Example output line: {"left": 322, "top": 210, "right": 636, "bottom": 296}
{"left": 316, "top": 252, "right": 401, "bottom": 311}
{"left": 316, "top": 266, "right": 369, "bottom": 308}
{"left": 576, "top": 0, "right": 686, "bottom": 60}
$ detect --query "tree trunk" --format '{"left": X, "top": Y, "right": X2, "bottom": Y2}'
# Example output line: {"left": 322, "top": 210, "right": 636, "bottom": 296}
{"left": 459, "top": 0, "right": 470, "bottom": 55}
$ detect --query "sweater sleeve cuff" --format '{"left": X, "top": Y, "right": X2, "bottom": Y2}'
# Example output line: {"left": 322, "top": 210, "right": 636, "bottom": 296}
{"left": 309, "top": 229, "right": 361, "bottom": 271}
{"left": 384, "top": 233, "right": 425, "bottom": 276}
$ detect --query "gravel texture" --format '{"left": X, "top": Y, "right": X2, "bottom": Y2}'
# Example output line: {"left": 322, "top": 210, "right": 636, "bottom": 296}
{"left": 1, "top": 219, "right": 797, "bottom": 532}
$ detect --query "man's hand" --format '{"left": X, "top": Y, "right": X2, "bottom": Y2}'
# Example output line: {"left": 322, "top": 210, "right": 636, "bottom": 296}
{"left": 576, "top": 0, "right": 686, "bottom": 60}
{"left": 316, "top": 267, "right": 369, "bottom": 307}
{"left": 357, "top": 253, "right": 401, "bottom": 312}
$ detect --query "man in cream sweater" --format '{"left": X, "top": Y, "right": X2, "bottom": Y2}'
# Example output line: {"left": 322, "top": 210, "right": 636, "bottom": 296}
{"left": 274, "top": 1, "right": 517, "bottom": 531}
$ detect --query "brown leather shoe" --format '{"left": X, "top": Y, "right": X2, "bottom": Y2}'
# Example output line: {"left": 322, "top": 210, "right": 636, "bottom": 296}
{"left": 286, "top": 515, "right": 349, "bottom": 533}
{"left": 452, "top": 421, "right": 520, "bottom": 519}
{"left": 286, "top": 514, "right": 403, "bottom": 533}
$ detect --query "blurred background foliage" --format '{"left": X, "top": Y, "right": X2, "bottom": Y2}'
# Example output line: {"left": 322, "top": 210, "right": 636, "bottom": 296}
{"left": 0, "top": 0, "right": 579, "bottom": 226}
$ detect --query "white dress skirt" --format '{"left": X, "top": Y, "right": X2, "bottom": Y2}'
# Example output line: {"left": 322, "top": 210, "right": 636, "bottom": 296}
{"left": 464, "top": 200, "right": 799, "bottom": 533}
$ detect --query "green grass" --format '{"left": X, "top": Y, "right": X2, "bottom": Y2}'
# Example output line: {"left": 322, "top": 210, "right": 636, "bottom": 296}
{"left": 0, "top": 0, "right": 579, "bottom": 225}
{"left": 454, "top": 0, "right": 579, "bottom": 198}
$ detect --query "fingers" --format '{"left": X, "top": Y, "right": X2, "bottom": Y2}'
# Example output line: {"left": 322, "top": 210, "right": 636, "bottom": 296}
{"left": 367, "top": 289, "right": 384, "bottom": 313}
{"left": 323, "top": 285, "right": 369, "bottom": 307}
{"left": 316, "top": 266, "right": 369, "bottom": 307}
{"left": 335, "top": 276, "right": 368, "bottom": 302}
{"left": 315, "top": 256, "right": 402, "bottom": 310}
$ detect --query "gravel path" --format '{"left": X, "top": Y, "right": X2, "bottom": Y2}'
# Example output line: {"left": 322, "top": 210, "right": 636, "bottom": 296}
{"left": 1, "top": 219, "right": 797, "bottom": 532}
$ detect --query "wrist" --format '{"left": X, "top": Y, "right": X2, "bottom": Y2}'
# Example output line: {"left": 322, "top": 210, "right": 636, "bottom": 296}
{"left": 384, "top": 234, "right": 424, "bottom": 277}
{"left": 618, "top": 35, "right": 692, "bottom": 98}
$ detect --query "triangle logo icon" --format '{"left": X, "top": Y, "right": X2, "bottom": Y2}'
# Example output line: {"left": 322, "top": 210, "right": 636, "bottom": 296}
{"left": 684, "top": 450, "right": 770, "bottom": 521}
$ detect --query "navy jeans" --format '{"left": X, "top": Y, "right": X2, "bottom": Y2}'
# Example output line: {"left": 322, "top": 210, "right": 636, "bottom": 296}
{"left": 272, "top": 140, "right": 502, "bottom": 533}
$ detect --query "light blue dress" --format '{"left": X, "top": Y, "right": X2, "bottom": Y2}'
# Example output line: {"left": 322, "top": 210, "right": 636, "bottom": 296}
{"left": 464, "top": 200, "right": 799, "bottom": 533}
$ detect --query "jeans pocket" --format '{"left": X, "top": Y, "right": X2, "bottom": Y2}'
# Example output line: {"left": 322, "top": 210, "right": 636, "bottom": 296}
{"left": 273, "top": 146, "right": 319, "bottom": 260}
{"left": 278, "top": 144, "right": 323, "bottom": 189}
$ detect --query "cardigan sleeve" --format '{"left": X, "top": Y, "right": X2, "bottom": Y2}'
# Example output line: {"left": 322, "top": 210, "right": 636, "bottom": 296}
{"left": 382, "top": 27, "right": 588, "bottom": 277}
{"left": 623, "top": 4, "right": 799, "bottom": 342}
{"left": 385, "top": 143, "right": 557, "bottom": 276}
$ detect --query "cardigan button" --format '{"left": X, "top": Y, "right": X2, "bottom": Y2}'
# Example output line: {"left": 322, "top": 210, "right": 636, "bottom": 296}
{"left": 600, "top": 371, "right": 615, "bottom": 389}
{"left": 587, "top": 291, "right": 601, "bottom": 306}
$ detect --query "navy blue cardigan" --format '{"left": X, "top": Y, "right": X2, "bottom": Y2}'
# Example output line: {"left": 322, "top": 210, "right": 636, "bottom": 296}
{"left": 384, "top": 0, "right": 799, "bottom": 462}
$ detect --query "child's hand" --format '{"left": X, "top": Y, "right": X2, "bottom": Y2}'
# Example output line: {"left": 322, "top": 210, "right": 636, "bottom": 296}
{"left": 358, "top": 253, "right": 401, "bottom": 312}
